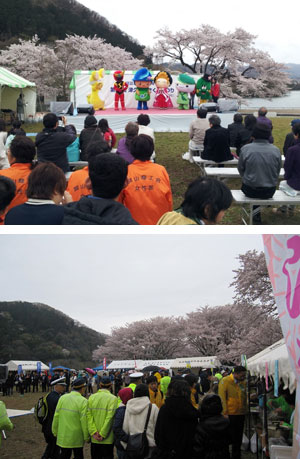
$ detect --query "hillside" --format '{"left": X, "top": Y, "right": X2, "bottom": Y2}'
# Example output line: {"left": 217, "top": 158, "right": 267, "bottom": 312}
{"left": 0, "top": 301, "right": 106, "bottom": 368}
{"left": 0, "top": 0, "right": 144, "bottom": 57}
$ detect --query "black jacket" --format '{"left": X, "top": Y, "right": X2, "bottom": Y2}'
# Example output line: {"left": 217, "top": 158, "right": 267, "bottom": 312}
{"left": 154, "top": 396, "right": 199, "bottom": 459}
{"left": 227, "top": 122, "right": 244, "bottom": 147}
{"left": 113, "top": 405, "right": 129, "bottom": 451}
{"left": 193, "top": 415, "right": 231, "bottom": 459}
{"left": 36, "top": 126, "right": 76, "bottom": 172}
{"left": 283, "top": 132, "right": 296, "bottom": 156}
{"left": 202, "top": 125, "right": 232, "bottom": 162}
{"left": 42, "top": 390, "right": 61, "bottom": 438}
{"left": 79, "top": 127, "right": 104, "bottom": 161}
{"left": 62, "top": 196, "right": 138, "bottom": 225}
{"left": 235, "top": 127, "right": 254, "bottom": 155}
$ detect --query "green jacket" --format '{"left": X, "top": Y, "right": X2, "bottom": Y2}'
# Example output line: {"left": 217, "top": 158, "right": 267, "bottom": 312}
{"left": 52, "top": 391, "right": 89, "bottom": 448}
{"left": 87, "top": 389, "right": 118, "bottom": 444}
{"left": 128, "top": 383, "right": 137, "bottom": 393}
{"left": 160, "top": 376, "right": 171, "bottom": 395}
{"left": 0, "top": 401, "right": 13, "bottom": 447}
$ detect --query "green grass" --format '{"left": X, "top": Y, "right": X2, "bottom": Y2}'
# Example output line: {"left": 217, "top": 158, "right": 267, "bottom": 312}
{"left": 21, "top": 117, "right": 299, "bottom": 225}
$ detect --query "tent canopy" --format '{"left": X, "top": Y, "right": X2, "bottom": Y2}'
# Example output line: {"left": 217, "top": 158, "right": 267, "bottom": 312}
{"left": 5, "top": 360, "right": 49, "bottom": 371}
{"left": 247, "top": 339, "right": 296, "bottom": 392}
{"left": 0, "top": 67, "right": 35, "bottom": 88}
{"left": 171, "top": 356, "right": 221, "bottom": 369}
{"left": 106, "top": 357, "right": 219, "bottom": 371}
{"left": 0, "top": 67, "right": 36, "bottom": 119}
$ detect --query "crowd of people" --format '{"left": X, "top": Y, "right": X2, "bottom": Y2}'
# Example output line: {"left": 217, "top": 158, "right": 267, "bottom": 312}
{"left": 0, "top": 107, "right": 298, "bottom": 225}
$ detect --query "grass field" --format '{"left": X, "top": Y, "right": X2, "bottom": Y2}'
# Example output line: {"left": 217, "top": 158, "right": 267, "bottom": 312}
{"left": 0, "top": 391, "right": 255, "bottom": 459}
{"left": 22, "top": 116, "right": 299, "bottom": 225}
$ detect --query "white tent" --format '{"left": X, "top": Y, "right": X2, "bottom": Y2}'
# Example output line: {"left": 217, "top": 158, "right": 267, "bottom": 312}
{"left": 171, "top": 356, "right": 221, "bottom": 370}
{"left": 247, "top": 339, "right": 296, "bottom": 392}
{"left": 0, "top": 67, "right": 36, "bottom": 119}
{"left": 5, "top": 360, "right": 49, "bottom": 372}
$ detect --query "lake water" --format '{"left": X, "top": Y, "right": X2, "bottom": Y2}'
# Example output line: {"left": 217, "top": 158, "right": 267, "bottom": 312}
{"left": 241, "top": 90, "right": 300, "bottom": 109}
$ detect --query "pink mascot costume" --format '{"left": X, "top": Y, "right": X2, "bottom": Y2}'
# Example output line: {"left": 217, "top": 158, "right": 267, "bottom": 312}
{"left": 153, "top": 71, "right": 173, "bottom": 109}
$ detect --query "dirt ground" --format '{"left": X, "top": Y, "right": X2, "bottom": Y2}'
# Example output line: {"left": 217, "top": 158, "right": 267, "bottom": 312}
{"left": 1, "top": 392, "right": 256, "bottom": 458}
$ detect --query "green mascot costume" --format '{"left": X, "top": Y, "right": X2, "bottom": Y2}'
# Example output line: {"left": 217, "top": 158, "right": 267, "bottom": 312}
{"left": 196, "top": 74, "right": 212, "bottom": 106}
{"left": 176, "top": 74, "right": 195, "bottom": 110}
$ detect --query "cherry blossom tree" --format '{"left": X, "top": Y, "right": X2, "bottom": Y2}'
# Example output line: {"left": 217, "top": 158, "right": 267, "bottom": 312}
{"left": 230, "top": 250, "right": 276, "bottom": 315}
{"left": 0, "top": 34, "right": 143, "bottom": 98}
{"left": 92, "top": 316, "right": 187, "bottom": 362}
{"left": 147, "top": 25, "right": 290, "bottom": 98}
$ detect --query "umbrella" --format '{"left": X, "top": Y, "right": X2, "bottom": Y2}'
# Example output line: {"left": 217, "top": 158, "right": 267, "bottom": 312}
{"left": 142, "top": 365, "right": 161, "bottom": 372}
{"left": 85, "top": 368, "right": 96, "bottom": 375}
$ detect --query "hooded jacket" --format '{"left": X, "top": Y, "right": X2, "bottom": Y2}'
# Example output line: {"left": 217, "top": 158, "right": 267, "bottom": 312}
{"left": 35, "top": 126, "right": 76, "bottom": 173}
{"left": 154, "top": 396, "right": 199, "bottom": 459}
{"left": 122, "top": 396, "right": 159, "bottom": 448}
{"left": 62, "top": 196, "right": 138, "bottom": 225}
{"left": 193, "top": 414, "right": 231, "bottom": 459}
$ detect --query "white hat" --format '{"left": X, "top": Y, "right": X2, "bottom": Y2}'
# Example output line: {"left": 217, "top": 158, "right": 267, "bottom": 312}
{"left": 130, "top": 372, "right": 144, "bottom": 378}
{"left": 51, "top": 377, "right": 67, "bottom": 386}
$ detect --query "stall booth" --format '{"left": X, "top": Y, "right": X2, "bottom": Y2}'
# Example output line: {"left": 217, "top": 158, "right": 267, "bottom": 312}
{"left": 171, "top": 356, "right": 221, "bottom": 374}
{"left": 5, "top": 360, "right": 49, "bottom": 372}
{"left": 0, "top": 67, "right": 36, "bottom": 124}
{"left": 107, "top": 359, "right": 173, "bottom": 371}
{"left": 247, "top": 339, "right": 294, "bottom": 459}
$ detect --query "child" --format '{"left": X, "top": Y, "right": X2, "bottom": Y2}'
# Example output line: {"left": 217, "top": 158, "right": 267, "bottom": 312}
{"left": 98, "top": 119, "right": 116, "bottom": 149}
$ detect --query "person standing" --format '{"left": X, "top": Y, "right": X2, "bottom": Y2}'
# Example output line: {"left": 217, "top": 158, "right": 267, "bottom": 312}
{"left": 16, "top": 93, "right": 25, "bottom": 122}
{"left": 146, "top": 376, "right": 164, "bottom": 409}
{"left": 41, "top": 376, "right": 67, "bottom": 459}
{"left": 160, "top": 371, "right": 171, "bottom": 399}
{"left": 52, "top": 377, "right": 89, "bottom": 459}
{"left": 218, "top": 366, "right": 247, "bottom": 459}
{"left": 87, "top": 376, "right": 118, "bottom": 459}
{"left": 211, "top": 77, "right": 220, "bottom": 103}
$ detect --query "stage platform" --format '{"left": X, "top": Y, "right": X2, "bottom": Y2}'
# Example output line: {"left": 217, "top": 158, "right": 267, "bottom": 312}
{"left": 66, "top": 108, "right": 237, "bottom": 134}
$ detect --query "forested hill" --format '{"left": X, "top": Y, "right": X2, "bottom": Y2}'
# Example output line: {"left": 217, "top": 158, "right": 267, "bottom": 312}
{"left": 0, "top": 0, "right": 144, "bottom": 57}
{"left": 0, "top": 301, "right": 106, "bottom": 368}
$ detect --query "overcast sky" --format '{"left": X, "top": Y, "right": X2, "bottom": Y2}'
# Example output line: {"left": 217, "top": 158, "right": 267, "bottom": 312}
{"left": 77, "top": 0, "right": 300, "bottom": 64}
{"left": 0, "top": 234, "right": 264, "bottom": 335}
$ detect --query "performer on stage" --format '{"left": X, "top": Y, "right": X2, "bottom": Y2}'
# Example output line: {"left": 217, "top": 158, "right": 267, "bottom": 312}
{"left": 133, "top": 68, "right": 153, "bottom": 110}
{"left": 113, "top": 71, "right": 128, "bottom": 111}
{"left": 176, "top": 74, "right": 195, "bottom": 110}
{"left": 87, "top": 69, "right": 105, "bottom": 111}
{"left": 153, "top": 71, "right": 173, "bottom": 109}
{"left": 196, "top": 74, "right": 212, "bottom": 106}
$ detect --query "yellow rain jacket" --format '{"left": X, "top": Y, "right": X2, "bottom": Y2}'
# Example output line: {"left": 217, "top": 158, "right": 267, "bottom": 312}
{"left": 149, "top": 388, "right": 164, "bottom": 409}
{"left": 218, "top": 374, "right": 247, "bottom": 415}
{"left": 87, "top": 389, "right": 118, "bottom": 444}
{"left": 52, "top": 391, "right": 89, "bottom": 448}
{"left": 0, "top": 401, "right": 13, "bottom": 447}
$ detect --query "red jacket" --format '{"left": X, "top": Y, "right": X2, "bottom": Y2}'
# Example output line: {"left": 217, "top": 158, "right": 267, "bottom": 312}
{"left": 211, "top": 83, "right": 220, "bottom": 98}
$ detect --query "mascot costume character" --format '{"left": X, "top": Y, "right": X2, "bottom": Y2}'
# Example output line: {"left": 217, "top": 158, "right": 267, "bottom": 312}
{"left": 153, "top": 71, "right": 173, "bottom": 109}
{"left": 133, "top": 68, "right": 153, "bottom": 110}
{"left": 87, "top": 68, "right": 105, "bottom": 111}
{"left": 196, "top": 74, "right": 212, "bottom": 106}
{"left": 176, "top": 74, "right": 195, "bottom": 110}
{"left": 113, "top": 70, "right": 128, "bottom": 111}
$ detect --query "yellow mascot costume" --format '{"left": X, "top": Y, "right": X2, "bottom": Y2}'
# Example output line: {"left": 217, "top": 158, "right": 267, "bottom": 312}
{"left": 87, "top": 68, "right": 105, "bottom": 110}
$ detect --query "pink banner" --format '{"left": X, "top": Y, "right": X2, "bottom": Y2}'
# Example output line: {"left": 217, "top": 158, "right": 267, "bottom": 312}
{"left": 263, "top": 235, "right": 300, "bottom": 458}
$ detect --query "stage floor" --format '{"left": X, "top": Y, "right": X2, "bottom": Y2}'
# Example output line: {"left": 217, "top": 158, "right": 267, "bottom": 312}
{"left": 66, "top": 108, "right": 237, "bottom": 134}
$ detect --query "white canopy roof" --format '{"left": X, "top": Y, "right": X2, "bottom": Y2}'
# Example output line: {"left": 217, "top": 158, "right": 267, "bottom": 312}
{"left": 247, "top": 339, "right": 296, "bottom": 392}
{"left": 171, "top": 356, "right": 221, "bottom": 369}
{"left": 107, "top": 359, "right": 174, "bottom": 370}
{"left": 5, "top": 360, "right": 49, "bottom": 372}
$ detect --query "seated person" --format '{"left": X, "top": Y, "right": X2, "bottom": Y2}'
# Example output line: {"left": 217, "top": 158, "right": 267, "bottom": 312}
{"left": 201, "top": 115, "right": 232, "bottom": 163}
{"left": 119, "top": 134, "right": 172, "bottom": 225}
{"left": 267, "top": 389, "right": 295, "bottom": 424}
{"left": 67, "top": 139, "right": 111, "bottom": 201}
{"left": 188, "top": 108, "right": 209, "bottom": 162}
{"left": 227, "top": 113, "right": 244, "bottom": 148}
{"left": 7, "top": 120, "right": 26, "bottom": 137}
{"left": 63, "top": 153, "right": 138, "bottom": 225}
{"left": 137, "top": 114, "right": 156, "bottom": 161}
{"left": 79, "top": 115, "right": 103, "bottom": 161}
{"left": 279, "top": 122, "right": 300, "bottom": 197}
{"left": 238, "top": 123, "right": 281, "bottom": 223}
{"left": 0, "top": 176, "right": 16, "bottom": 217}
{"left": 35, "top": 114, "right": 76, "bottom": 173}
{"left": 257, "top": 107, "right": 274, "bottom": 143}
{"left": 157, "top": 177, "right": 232, "bottom": 225}
{"left": 116, "top": 122, "right": 139, "bottom": 164}
{"left": 5, "top": 163, "right": 70, "bottom": 225}
{"left": 98, "top": 119, "right": 116, "bottom": 149}
{"left": 66, "top": 125, "right": 80, "bottom": 162}
{"left": 0, "top": 136, "right": 36, "bottom": 223}
{"left": 235, "top": 114, "right": 256, "bottom": 155}
{"left": 283, "top": 118, "right": 300, "bottom": 156}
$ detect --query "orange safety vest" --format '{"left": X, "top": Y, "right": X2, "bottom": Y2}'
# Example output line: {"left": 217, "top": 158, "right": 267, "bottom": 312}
{"left": 119, "top": 160, "right": 173, "bottom": 225}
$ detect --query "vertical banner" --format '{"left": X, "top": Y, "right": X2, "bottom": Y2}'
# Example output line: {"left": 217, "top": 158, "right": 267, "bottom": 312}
{"left": 17, "top": 364, "right": 22, "bottom": 375}
{"left": 103, "top": 358, "right": 106, "bottom": 370}
{"left": 263, "top": 235, "right": 300, "bottom": 458}
{"left": 265, "top": 362, "right": 269, "bottom": 391}
{"left": 37, "top": 361, "right": 41, "bottom": 374}
{"left": 274, "top": 360, "right": 279, "bottom": 397}
{"left": 49, "top": 362, "right": 52, "bottom": 376}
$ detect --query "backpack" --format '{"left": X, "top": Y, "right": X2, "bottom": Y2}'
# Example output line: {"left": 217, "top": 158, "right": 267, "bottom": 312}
{"left": 35, "top": 393, "right": 49, "bottom": 425}
{"left": 126, "top": 404, "right": 152, "bottom": 459}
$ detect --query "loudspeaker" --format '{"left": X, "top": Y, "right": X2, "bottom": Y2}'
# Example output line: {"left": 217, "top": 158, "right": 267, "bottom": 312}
{"left": 77, "top": 104, "right": 95, "bottom": 115}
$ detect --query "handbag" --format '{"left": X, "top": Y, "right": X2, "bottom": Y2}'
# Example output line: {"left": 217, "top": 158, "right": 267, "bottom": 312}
{"left": 126, "top": 403, "right": 152, "bottom": 459}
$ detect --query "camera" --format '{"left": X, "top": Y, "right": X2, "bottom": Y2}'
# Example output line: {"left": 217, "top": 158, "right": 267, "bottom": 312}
{"left": 58, "top": 116, "right": 63, "bottom": 121}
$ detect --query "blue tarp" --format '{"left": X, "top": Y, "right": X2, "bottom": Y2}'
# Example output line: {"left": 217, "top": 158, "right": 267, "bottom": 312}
{"left": 52, "top": 366, "right": 71, "bottom": 371}
{"left": 93, "top": 366, "right": 103, "bottom": 371}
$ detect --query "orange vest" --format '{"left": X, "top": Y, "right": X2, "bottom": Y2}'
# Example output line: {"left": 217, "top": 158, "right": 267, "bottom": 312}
{"left": 0, "top": 163, "right": 32, "bottom": 224}
{"left": 119, "top": 160, "right": 173, "bottom": 225}
{"left": 67, "top": 167, "right": 89, "bottom": 201}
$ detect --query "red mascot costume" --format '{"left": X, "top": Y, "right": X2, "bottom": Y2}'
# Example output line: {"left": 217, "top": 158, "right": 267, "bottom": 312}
{"left": 114, "top": 71, "right": 128, "bottom": 110}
